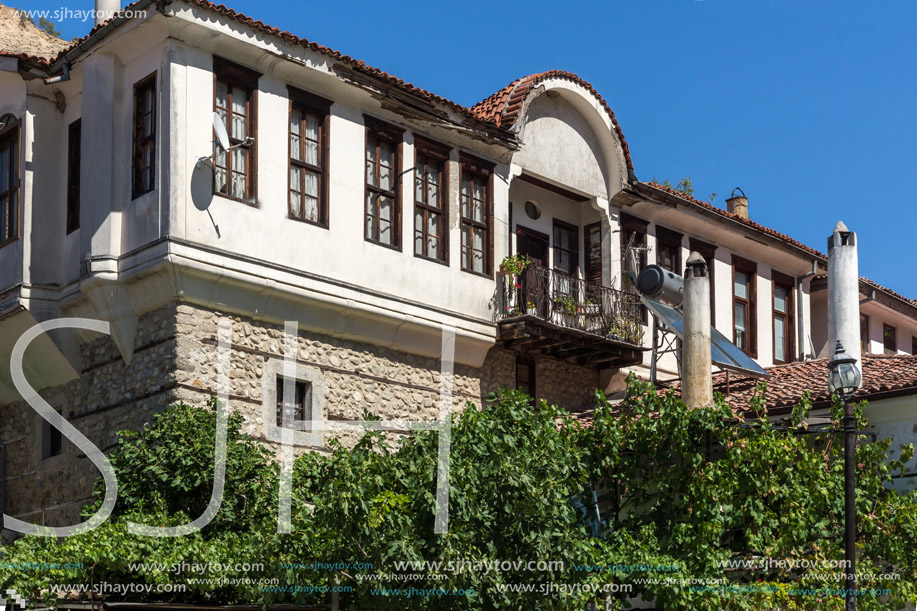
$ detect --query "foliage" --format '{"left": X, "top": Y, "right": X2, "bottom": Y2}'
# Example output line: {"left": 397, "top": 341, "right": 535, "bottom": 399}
{"left": 36, "top": 17, "right": 61, "bottom": 37}
{"left": 499, "top": 254, "right": 530, "bottom": 278}
{"left": 2, "top": 382, "right": 916, "bottom": 610}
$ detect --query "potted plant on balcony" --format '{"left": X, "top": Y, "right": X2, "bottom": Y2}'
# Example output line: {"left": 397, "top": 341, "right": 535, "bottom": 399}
{"left": 526, "top": 301, "right": 537, "bottom": 316}
{"left": 500, "top": 254, "right": 530, "bottom": 313}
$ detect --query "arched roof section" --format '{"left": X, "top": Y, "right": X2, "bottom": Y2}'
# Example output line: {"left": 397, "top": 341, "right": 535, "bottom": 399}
{"left": 470, "top": 70, "right": 634, "bottom": 177}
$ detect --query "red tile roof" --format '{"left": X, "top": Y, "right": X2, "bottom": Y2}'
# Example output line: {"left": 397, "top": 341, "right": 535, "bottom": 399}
{"left": 859, "top": 275, "right": 917, "bottom": 311}
{"left": 469, "top": 70, "right": 634, "bottom": 172}
{"left": 640, "top": 181, "right": 827, "bottom": 261}
{"left": 22, "top": 0, "right": 499, "bottom": 129}
{"left": 684, "top": 354, "right": 917, "bottom": 415}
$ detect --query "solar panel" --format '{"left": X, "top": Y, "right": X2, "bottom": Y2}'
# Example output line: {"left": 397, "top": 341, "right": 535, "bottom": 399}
{"left": 641, "top": 296, "right": 769, "bottom": 378}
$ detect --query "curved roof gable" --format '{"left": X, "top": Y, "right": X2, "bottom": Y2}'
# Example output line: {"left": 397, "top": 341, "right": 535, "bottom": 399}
{"left": 470, "top": 70, "right": 634, "bottom": 172}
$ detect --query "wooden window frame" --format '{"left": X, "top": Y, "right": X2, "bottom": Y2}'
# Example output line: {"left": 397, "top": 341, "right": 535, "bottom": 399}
{"left": 655, "top": 225, "right": 682, "bottom": 273}
{"left": 66, "top": 119, "right": 81, "bottom": 234}
{"left": 771, "top": 270, "right": 795, "bottom": 364}
{"left": 213, "top": 57, "right": 260, "bottom": 205}
{"left": 689, "top": 238, "right": 717, "bottom": 326}
{"left": 131, "top": 71, "right": 156, "bottom": 199}
{"left": 0, "top": 115, "right": 20, "bottom": 248}
{"left": 553, "top": 219, "right": 580, "bottom": 278}
{"left": 459, "top": 153, "right": 494, "bottom": 277}
{"left": 364, "top": 116, "right": 404, "bottom": 250}
{"left": 732, "top": 255, "right": 757, "bottom": 358}
{"left": 884, "top": 323, "right": 897, "bottom": 355}
{"left": 413, "top": 136, "right": 450, "bottom": 264}
{"left": 288, "top": 86, "right": 332, "bottom": 228}
{"left": 860, "top": 313, "right": 870, "bottom": 354}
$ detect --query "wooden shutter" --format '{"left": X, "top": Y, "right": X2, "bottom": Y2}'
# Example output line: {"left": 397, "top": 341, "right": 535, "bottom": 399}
{"left": 584, "top": 222, "right": 602, "bottom": 286}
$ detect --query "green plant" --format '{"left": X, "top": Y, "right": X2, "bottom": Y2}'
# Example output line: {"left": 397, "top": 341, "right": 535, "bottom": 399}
{"left": 557, "top": 293, "right": 579, "bottom": 314}
{"left": 500, "top": 254, "right": 529, "bottom": 277}
{"left": 526, "top": 301, "right": 536, "bottom": 311}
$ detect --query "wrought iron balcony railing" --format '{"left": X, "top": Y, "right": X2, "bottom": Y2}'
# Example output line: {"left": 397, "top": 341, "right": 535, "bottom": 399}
{"left": 500, "top": 262, "right": 644, "bottom": 345}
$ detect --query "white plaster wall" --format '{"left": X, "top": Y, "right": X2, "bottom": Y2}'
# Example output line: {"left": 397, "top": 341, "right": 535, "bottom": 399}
{"left": 174, "top": 44, "right": 507, "bottom": 324}
{"left": 513, "top": 94, "right": 608, "bottom": 200}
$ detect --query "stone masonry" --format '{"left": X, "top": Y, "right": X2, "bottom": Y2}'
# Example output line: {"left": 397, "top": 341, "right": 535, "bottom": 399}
{"left": 1, "top": 302, "right": 602, "bottom": 529}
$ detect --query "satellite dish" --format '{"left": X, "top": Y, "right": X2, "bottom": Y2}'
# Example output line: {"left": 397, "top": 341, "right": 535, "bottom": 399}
{"left": 212, "top": 112, "right": 230, "bottom": 151}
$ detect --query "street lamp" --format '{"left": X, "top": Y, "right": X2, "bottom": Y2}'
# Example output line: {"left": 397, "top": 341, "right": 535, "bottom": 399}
{"left": 827, "top": 340, "right": 861, "bottom": 611}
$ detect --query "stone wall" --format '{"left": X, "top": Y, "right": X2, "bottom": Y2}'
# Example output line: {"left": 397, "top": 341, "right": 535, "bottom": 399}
{"left": 1, "top": 301, "right": 604, "bottom": 531}
{"left": 1, "top": 303, "right": 181, "bottom": 528}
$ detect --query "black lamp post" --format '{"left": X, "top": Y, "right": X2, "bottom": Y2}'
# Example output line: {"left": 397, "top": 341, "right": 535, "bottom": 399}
{"left": 827, "top": 340, "right": 862, "bottom": 611}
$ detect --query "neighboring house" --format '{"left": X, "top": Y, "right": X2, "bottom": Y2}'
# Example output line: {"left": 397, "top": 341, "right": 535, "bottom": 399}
{"left": 0, "top": 0, "right": 914, "bottom": 529}
{"left": 699, "top": 354, "right": 917, "bottom": 493}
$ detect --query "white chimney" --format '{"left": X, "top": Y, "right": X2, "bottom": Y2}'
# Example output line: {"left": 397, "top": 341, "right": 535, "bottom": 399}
{"left": 827, "top": 221, "right": 862, "bottom": 378}
{"left": 682, "top": 251, "right": 713, "bottom": 408}
{"left": 95, "top": 0, "right": 120, "bottom": 26}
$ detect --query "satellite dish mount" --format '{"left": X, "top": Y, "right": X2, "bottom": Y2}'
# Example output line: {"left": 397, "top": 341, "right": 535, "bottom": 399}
{"left": 196, "top": 112, "right": 255, "bottom": 168}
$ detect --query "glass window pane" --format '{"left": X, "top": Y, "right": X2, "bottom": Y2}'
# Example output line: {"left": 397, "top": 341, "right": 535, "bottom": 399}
{"left": 379, "top": 160, "right": 392, "bottom": 191}
{"left": 427, "top": 212, "right": 439, "bottom": 238}
{"left": 774, "top": 287, "right": 787, "bottom": 313}
{"left": 775, "top": 317, "right": 785, "bottom": 361}
{"left": 303, "top": 196, "right": 318, "bottom": 222}
{"left": 290, "top": 165, "right": 301, "bottom": 193}
{"left": 734, "top": 303, "right": 746, "bottom": 348}
{"left": 304, "top": 171, "right": 318, "bottom": 197}
{"left": 289, "top": 189, "right": 301, "bottom": 218}
{"left": 427, "top": 235, "right": 439, "bottom": 259}
{"left": 379, "top": 219, "right": 391, "bottom": 244}
{"left": 734, "top": 272, "right": 748, "bottom": 299}
{"left": 415, "top": 234, "right": 423, "bottom": 256}
{"left": 215, "top": 81, "right": 228, "bottom": 109}
{"left": 231, "top": 112, "right": 246, "bottom": 140}
{"left": 379, "top": 196, "right": 392, "bottom": 222}
{"left": 305, "top": 140, "right": 319, "bottom": 166}
{"left": 306, "top": 114, "right": 319, "bottom": 139}
{"left": 215, "top": 167, "right": 227, "bottom": 194}
{"left": 231, "top": 86, "right": 246, "bottom": 116}
{"left": 0, "top": 146, "right": 8, "bottom": 193}
{"left": 231, "top": 171, "right": 246, "bottom": 199}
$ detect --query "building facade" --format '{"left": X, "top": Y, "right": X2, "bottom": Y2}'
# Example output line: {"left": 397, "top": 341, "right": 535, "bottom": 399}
{"left": 1, "top": 0, "right": 916, "bottom": 528}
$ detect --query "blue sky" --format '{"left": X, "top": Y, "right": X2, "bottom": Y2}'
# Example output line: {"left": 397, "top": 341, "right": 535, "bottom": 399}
{"left": 32, "top": 0, "right": 917, "bottom": 299}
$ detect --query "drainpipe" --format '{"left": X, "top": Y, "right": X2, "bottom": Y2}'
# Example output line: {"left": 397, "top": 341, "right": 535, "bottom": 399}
{"left": 797, "top": 259, "right": 818, "bottom": 361}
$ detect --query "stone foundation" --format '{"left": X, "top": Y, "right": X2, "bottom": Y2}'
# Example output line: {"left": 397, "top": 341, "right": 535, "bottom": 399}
{"left": 1, "top": 302, "right": 604, "bottom": 529}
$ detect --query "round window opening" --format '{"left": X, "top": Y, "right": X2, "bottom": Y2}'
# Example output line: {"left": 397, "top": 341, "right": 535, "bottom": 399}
{"left": 524, "top": 200, "right": 541, "bottom": 220}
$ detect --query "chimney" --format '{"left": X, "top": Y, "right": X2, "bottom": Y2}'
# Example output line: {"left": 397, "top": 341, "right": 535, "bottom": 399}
{"left": 827, "top": 221, "right": 862, "bottom": 377}
{"left": 726, "top": 187, "right": 748, "bottom": 219}
{"left": 95, "top": 0, "right": 120, "bottom": 26}
{"left": 682, "top": 251, "right": 713, "bottom": 408}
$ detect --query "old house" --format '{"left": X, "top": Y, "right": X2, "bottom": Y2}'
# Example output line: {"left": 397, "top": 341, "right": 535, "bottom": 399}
{"left": 1, "top": 0, "right": 915, "bottom": 529}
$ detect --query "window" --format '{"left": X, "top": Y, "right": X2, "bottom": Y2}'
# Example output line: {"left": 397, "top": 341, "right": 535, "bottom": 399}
{"left": 621, "top": 213, "right": 648, "bottom": 324}
{"left": 460, "top": 154, "right": 494, "bottom": 275}
{"left": 66, "top": 119, "right": 81, "bottom": 234}
{"left": 288, "top": 87, "right": 331, "bottom": 226}
{"left": 414, "top": 137, "right": 449, "bottom": 262}
{"left": 132, "top": 73, "right": 156, "bottom": 198}
{"left": 276, "top": 376, "right": 312, "bottom": 430}
{"left": 690, "top": 238, "right": 716, "bottom": 326}
{"left": 41, "top": 412, "right": 63, "bottom": 459}
{"left": 655, "top": 226, "right": 682, "bottom": 273}
{"left": 733, "top": 255, "right": 757, "bottom": 357}
{"left": 0, "top": 115, "right": 20, "bottom": 245}
{"left": 214, "top": 58, "right": 259, "bottom": 203}
{"left": 860, "top": 314, "right": 870, "bottom": 354}
{"left": 553, "top": 220, "right": 579, "bottom": 277}
{"left": 516, "top": 358, "right": 535, "bottom": 399}
{"left": 912, "top": 336, "right": 917, "bottom": 356}
{"left": 772, "top": 271, "right": 795, "bottom": 364}
{"left": 364, "top": 117, "right": 403, "bottom": 248}
{"left": 884, "top": 324, "right": 897, "bottom": 355}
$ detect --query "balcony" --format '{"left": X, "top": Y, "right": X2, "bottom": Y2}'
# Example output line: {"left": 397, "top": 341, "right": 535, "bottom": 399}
{"left": 497, "top": 263, "right": 646, "bottom": 369}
